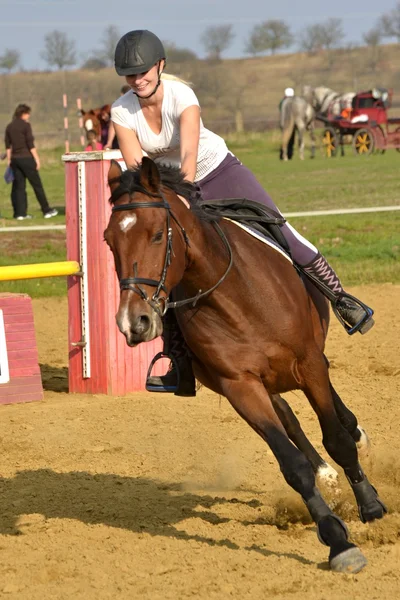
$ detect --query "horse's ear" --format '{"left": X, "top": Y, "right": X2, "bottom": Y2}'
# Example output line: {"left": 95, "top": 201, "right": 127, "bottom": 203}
{"left": 139, "top": 156, "right": 160, "bottom": 192}
{"left": 108, "top": 160, "right": 122, "bottom": 192}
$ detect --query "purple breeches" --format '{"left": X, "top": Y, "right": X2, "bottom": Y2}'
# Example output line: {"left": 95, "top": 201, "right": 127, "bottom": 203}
{"left": 197, "top": 153, "right": 317, "bottom": 266}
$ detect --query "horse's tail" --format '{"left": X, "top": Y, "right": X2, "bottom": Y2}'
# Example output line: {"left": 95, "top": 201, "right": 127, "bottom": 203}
{"left": 280, "top": 99, "right": 296, "bottom": 146}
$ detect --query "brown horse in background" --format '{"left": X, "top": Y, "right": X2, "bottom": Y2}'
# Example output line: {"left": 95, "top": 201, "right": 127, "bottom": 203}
{"left": 78, "top": 104, "right": 111, "bottom": 144}
{"left": 104, "top": 158, "right": 386, "bottom": 573}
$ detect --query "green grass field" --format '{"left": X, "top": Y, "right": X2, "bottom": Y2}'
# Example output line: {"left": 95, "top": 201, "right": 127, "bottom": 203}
{"left": 0, "top": 133, "right": 399, "bottom": 297}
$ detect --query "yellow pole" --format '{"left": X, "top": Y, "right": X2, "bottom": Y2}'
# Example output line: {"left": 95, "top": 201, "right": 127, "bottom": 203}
{"left": 0, "top": 261, "right": 81, "bottom": 282}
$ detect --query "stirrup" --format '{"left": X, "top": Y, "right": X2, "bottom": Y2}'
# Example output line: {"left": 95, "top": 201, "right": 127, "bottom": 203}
{"left": 146, "top": 352, "right": 180, "bottom": 393}
{"left": 332, "top": 293, "right": 374, "bottom": 336}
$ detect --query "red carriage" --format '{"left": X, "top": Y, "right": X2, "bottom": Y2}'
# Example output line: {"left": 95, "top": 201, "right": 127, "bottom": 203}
{"left": 319, "top": 88, "right": 400, "bottom": 157}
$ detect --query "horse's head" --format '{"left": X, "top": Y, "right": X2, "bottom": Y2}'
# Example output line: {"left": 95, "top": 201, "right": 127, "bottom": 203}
{"left": 81, "top": 109, "right": 102, "bottom": 137}
{"left": 104, "top": 158, "right": 191, "bottom": 347}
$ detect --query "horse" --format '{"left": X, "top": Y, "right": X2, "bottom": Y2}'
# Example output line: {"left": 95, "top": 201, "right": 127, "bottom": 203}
{"left": 78, "top": 104, "right": 112, "bottom": 146}
{"left": 104, "top": 157, "right": 387, "bottom": 573}
{"left": 280, "top": 96, "right": 316, "bottom": 161}
{"left": 302, "top": 86, "right": 355, "bottom": 117}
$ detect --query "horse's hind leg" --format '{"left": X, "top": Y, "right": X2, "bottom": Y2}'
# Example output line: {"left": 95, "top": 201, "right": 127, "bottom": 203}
{"left": 271, "top": 394, "right": 338, "bottom": 485}
{"left": 329, "top": 382, "right": 370, "bottom": 456}
{"left": 309, "top": 124, "right": 316, "bottom": 159}
{"left": 296, "top": 123, "right": 305, "bottom": 160}
{"left": 301, "top": 353, "right": 386, "bottom": 524}
{"left": 223, "top": 377, "right": 366, "bottom": 572}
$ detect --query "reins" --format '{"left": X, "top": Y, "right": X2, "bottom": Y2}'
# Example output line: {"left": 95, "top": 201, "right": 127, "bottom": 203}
{"left": 111, "top": 188, "right": 233, "bottom": 316}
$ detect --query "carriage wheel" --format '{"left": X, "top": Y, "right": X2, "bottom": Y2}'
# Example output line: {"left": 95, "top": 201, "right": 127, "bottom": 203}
{"left": 352, "top": 129, "right": 374, "bottom": 156}
{"left": 322, "top": 127, "right": 338, "bottom": 158}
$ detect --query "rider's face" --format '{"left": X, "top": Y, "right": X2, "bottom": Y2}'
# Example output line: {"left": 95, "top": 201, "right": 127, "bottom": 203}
{"left": 125, "top": 60, "right": 164, "bottom": 97}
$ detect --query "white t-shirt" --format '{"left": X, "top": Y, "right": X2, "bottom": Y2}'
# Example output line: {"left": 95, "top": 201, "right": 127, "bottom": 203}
{"left": 111, "top": 79, "right": 228, "bottom": 181}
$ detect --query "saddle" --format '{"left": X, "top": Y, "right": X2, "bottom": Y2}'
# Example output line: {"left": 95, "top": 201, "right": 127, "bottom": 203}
{"left": 197, "top": 198, "right": 291, "bottom": 258}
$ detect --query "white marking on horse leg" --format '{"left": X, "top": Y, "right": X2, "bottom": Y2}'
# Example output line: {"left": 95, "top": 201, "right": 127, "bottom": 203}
{"left": 316, "top": 462, "right": 339, "bottom": 488}
{"left": 119, "top": 215, "right": 137, "bottom": 232}
{"left": 356, "top": 426, "right": 371, "bottom": 457}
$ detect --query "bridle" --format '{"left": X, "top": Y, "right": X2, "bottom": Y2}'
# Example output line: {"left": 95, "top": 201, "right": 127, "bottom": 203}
{"left": 111, "top": 188, "right": 233, "bottom": 317}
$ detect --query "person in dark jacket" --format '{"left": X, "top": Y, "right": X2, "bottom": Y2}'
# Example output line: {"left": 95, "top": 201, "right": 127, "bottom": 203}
{"left": 4, "top": 104, "right": 58, "bottom": 220}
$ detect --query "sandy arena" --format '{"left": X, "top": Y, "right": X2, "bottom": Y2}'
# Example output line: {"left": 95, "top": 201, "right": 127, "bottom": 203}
{"left": 0, "top": 284, "right": 399, "bottom": 599}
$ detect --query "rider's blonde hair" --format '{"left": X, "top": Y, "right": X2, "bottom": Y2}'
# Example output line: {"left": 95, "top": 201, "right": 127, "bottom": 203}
{"left": 161, "top": 73, "right": 192, "bottom": 87}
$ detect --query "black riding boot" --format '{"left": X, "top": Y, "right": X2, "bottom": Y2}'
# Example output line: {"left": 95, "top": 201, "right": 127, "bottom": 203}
{"left": 302, "top": 253, "right": 374, "bottom": 335}
{"left": 146, "top": 310, "right": 196, "bottom": 397}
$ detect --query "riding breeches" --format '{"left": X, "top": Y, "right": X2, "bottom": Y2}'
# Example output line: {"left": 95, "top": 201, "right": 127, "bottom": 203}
{"left": 196, "top": 153, "right": 318, "bottom": 266}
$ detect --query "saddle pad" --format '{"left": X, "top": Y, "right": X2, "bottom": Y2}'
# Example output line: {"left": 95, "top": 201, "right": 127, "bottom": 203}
{"left": 224, "top": 218, "right": 293, "bottom": 264}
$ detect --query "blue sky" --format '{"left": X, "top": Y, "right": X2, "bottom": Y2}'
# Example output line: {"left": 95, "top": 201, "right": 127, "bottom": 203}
{"left": 0, "top": 0, "right": 397, "bottom": 70}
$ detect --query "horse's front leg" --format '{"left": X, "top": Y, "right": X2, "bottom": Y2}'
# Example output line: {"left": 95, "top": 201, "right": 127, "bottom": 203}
{"left": 221, "top": 376, "right": 367, "bottom": 573}
{"left": 301, "top": 355, "right": 387, "bottom": 524}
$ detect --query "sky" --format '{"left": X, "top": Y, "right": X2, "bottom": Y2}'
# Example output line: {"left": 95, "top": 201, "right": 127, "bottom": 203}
{"left": 0, "top": 0, "right": 398, "bottom": 71}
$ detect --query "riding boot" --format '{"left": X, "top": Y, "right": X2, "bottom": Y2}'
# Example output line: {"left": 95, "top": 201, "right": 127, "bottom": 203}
{"left": 302, "top": 253, "right": 374, "bottom": 335}
{"left": 146, "top": 310, "right": 196, "bottom": 397}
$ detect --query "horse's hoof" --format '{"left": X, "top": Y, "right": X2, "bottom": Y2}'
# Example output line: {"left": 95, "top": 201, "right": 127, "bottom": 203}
{"left": 316, "top": 462, "right": 339, "bottom": 488}
{"left": 330, "top": 546, "right": 367, "bottom": 574}
{"left": 359, "top": 497, "right": 387, "bottom": 523}
{"left": 356, "top": 427, "right": 370, "bottom": 457}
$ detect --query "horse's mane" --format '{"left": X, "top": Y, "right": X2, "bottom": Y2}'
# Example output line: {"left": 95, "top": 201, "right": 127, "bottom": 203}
{"left": 109, "top": 163, "right": 215, "bottom": 221}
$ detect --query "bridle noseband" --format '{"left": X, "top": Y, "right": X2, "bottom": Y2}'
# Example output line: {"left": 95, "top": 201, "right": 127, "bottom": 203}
{"left": 111, "top": 188, "right": 233, "bottom": 317}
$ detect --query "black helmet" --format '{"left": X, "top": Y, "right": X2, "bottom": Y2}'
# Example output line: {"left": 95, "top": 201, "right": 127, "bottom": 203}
{"left": 114, "top": 30, "right": 166, "bottom": 76}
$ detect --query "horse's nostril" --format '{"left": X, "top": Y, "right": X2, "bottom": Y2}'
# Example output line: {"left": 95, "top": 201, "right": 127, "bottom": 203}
{"left": 136, "top": 314, "right": 151, "bottom": 334}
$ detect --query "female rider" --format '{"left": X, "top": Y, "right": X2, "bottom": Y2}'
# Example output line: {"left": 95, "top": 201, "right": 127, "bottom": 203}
{"left": 111, "top": 30, "right": 374, "bottom": 396}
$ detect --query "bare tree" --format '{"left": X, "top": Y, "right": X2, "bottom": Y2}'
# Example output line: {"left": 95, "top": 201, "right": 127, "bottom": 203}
{"left": 298, "top": 24, "right": 325, "bottom": 54}
{"left": 0, "top": 49, "right": 20, "bottom": 73}
{"left": 98, "top": 25, "right": 120, "bottom": 66}
{"left": 378, "top": 2, "right": 400, "bottom": 41}
{"left": 200, "top": 24, "right": 234, "bottom": 60}
{"left": 245, "top": 20, "right": 293, "bottom": 55}
{"left": 362, "top": 27, "right": 383, "bottom": 73}
{"left": 41, "top": 30, "right": 76, "bottom": 69}
{"left": 298, "top": 18, "right": 344, "bottom": 54}
{"left": 323, "top": 18, "right": 345, "bottom": 51}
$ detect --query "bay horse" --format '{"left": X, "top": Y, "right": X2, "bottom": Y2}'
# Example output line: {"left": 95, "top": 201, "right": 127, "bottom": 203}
{"left": 104, "top": 157, "right": 386, "bottom": 573}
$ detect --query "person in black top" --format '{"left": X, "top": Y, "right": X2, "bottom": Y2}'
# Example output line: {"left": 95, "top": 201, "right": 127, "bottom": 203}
{"left": 4, "top": 104, "right": 58, "bottom": 220}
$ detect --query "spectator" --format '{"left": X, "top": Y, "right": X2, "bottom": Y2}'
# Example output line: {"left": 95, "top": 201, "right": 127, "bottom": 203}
{"left": 85, "top": 129, "right": 103, "bottom": 151}
{"left": 4, "top": 104, "right": 58, "bottom": 220}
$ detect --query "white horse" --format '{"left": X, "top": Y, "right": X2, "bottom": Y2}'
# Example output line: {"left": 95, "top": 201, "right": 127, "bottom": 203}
{"left": 302, "top": 85, "right": 355, "bottom": 117}
{"left": 280, "top": 96, "right": 316, "bottom": 161}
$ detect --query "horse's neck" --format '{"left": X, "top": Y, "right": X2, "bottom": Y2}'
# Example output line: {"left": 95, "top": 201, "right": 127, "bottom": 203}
{"left": 172, "top": 202, "right": 229, "bottom": 295}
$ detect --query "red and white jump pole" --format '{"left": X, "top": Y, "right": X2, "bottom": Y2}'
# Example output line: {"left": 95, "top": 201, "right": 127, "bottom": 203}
{"left": 63, "top": 94, "right": 70, "bottom": 154}
{"left": 76, "top": 98, "right": 86, "bottom": 148}
{"left": 63, "top": 150, "right": 167, "bottom": 395}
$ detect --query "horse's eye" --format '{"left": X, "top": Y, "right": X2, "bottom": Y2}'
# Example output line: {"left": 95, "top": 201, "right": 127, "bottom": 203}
{"left": 152, "top": 231, "right": 163, "bottom": 244}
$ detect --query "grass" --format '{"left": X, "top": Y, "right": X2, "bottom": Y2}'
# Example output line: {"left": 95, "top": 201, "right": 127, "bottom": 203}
{"left": 0, "top": 134, "right": 399, "bottom": 297}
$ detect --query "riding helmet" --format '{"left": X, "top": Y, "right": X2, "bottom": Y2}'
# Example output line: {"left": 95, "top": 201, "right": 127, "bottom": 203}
{"left": 114, "top": 30, "right": 166, "bottom": 76}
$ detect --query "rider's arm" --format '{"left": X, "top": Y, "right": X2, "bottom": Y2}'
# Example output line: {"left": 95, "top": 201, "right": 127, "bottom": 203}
{"left": 179, "top": 105, "right": 200, "bottom": 183}
{"left": 113, "top": 123, "right": 143, "bottom": 168}
{"left": 105, "top": 121, "right": 116, "bottom": 149}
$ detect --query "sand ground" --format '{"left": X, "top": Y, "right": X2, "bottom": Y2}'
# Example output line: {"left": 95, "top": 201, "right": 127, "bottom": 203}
{"left": 0, "top": 284, "right": 399, "bottom": 599}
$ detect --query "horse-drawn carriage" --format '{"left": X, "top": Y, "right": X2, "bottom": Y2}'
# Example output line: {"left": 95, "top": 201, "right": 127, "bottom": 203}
{"left": 318, "top": 88, "right": 400, "bottom": 157}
